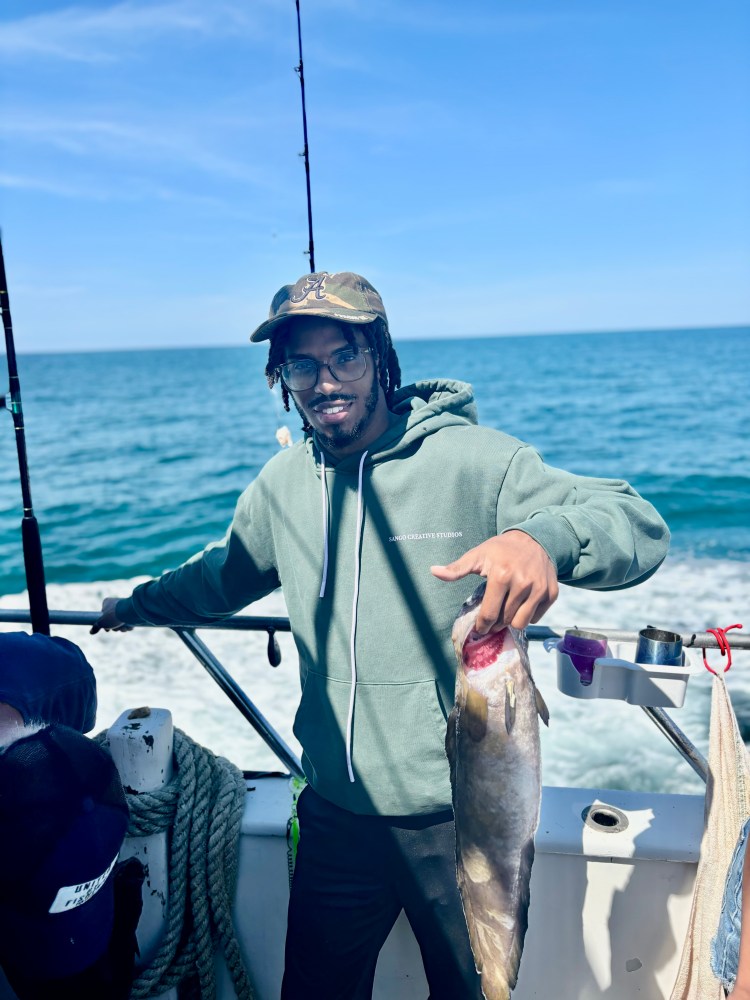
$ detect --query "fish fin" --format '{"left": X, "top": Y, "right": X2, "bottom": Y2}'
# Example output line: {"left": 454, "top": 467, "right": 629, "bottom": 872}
{"left": 505, "top": 678, "right": 516, "bottom": 734}
{"left": 534, "top": 686, "right": 550, "bottom": 727}
{"left": 465, "top": 688, "right": 488, "bottom": 742}
{"left": 505, "top": 837, "right": 536, "bottom": 991}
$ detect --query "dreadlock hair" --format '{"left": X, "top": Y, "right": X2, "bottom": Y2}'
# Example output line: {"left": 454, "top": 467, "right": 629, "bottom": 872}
{"left": 265, "top": 317, "right": 402, "bottom": 418}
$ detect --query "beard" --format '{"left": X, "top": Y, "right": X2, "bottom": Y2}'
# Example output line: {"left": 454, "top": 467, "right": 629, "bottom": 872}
{"left": 293, "top": 378, "right": 381, "bottom": 451}
{"left": 325, "top": 378, "right": 381, "bottom": 449}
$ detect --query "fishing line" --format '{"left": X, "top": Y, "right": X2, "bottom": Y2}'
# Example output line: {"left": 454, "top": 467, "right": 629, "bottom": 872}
{"left": 294, "top": 0, "right": 315, "bottom": 271}
{"left": 0, "top": 234, "right": 51, "bottom": 634}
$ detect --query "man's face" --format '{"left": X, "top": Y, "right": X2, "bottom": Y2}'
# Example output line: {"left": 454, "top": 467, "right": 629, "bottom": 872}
{"left": 281, "top": 318, "right": 389, "bottom": 457}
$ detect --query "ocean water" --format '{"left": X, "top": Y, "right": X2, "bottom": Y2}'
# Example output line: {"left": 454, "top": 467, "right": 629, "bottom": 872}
{"left": 2, "top": 326, "right": 749, "bottom": 794}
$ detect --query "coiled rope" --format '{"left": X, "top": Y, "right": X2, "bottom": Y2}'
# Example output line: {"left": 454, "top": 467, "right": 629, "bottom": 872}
{"left": 98, "top": 728, "right": 254, "bottom": 999}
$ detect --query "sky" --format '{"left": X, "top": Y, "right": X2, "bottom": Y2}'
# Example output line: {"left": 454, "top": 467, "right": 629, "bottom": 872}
{"left": 1, "top": 0, "right": 749, "bottom": 352}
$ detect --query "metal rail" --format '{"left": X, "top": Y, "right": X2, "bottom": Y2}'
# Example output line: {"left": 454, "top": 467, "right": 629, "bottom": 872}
{"left": 174, "top": 628, "right": 303, "bottom": 778}
{"left": 641, "top": 707, "right": 708, "bottom": 782}
{"left": 2, "top": 608, "right": 745, "bottom": 782}
{"left": 0, "top": 607, "right": 303, "bottom": 777}
{"left": 1, "top": 609, "right": 748, "bottom": 648}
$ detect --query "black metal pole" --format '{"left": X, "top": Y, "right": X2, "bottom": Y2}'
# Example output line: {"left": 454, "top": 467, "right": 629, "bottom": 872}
{"left": 0, "top": 235, "right": 50, "bottom": 634}
{"left": 294, "top": 0, "right": 315, "bottom": 272}
{"left": 641, "top": 706, "right": 708, "bottom": 783}
{"left": 174, "top": 628, "right": 303, "bottom": 777}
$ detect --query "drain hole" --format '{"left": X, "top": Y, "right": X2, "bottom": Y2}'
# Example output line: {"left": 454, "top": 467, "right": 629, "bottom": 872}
{"left": 592, "top": 810, "right": 619, "bottom": 827}
{"left": 582, "top": 804, "right": 629, "bottom": 833}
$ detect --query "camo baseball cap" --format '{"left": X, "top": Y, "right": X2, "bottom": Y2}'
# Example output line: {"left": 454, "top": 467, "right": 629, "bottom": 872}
{"left": 250, "top": 271, "right": 387, "bottom": 342}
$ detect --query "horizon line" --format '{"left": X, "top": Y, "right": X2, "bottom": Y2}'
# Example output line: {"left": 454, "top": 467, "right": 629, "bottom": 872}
{"left": 7, "top": 321, "right": 749, "bottom": 357}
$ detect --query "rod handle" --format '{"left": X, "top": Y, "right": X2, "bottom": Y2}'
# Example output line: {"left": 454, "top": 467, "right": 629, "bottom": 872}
{"left": 22, "top": 516, "right": 50, "bottom": 635}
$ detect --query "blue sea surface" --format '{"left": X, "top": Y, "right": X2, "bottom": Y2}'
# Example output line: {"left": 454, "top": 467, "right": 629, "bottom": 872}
{"left": 2, "top": 325, "right": 749, "bottom": 790}
{"left": 1, "top": 325, "right": 749, "bottom": 594}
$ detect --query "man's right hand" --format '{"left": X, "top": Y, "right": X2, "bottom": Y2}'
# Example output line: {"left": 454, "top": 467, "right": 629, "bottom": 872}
{"left": 90, "top": 597, "right": 134, "bottom": 635}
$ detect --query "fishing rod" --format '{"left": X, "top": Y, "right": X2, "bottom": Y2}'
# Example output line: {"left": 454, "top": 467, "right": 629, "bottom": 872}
{"left": 0, "top": 234, "right": 51, "bottom": 635}
{"left": 294, "top": 0, "right": 315, "bottom": 271}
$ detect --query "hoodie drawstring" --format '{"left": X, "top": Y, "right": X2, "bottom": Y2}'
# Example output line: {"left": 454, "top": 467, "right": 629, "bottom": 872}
{"left": 319, "top": 454, "right": 329, "bottom": 598}
{"left": 345, "top": 449, "right": 368, "bottom": 782}
{"left": 317, "top": 448, "right": 368, "bottom": 784}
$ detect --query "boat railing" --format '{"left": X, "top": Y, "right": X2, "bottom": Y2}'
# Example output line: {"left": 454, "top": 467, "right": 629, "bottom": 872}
{"left": 2, "top": 609, "right": 748, "bottom": 784}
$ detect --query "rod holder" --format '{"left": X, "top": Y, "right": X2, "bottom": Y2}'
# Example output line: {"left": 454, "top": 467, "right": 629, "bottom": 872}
{"left": 555, "top": 639, "right": 692, "bottom": 708}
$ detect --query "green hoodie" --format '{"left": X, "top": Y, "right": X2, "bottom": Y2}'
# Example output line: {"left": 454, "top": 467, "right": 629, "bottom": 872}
{"left": 117, "top": 379, "right": 669, "bottom": 815}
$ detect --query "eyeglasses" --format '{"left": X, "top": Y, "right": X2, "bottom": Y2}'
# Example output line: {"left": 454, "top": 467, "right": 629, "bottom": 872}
{"left": 278, "top": 348, "right": 372, "bottom": 391}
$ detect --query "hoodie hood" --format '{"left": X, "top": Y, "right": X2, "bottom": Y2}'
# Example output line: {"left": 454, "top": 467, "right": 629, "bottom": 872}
{"left": 390, "top": 378, "right": 478, "bottom": 436}
{"left": 306, "top": 379, "right": 478, "bottom": 474}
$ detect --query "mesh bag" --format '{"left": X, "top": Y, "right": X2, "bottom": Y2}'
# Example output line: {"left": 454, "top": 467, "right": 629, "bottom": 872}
{"left": 670, "top": 672, "right": 750, "bottom": 999}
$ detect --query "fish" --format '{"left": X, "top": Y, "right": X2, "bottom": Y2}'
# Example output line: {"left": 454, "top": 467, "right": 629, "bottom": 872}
{"left": 446, "top": 582, "right": 549, "bottom": 1000}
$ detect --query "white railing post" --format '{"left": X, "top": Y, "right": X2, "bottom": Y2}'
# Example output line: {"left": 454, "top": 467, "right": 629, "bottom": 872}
{"left": 107, "top": 707, "right": 177, "bottom": 1000}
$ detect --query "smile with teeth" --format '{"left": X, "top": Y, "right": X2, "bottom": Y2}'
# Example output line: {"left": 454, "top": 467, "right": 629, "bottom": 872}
{"left": 311, "top": 399, "right": 354, "bottom": 424}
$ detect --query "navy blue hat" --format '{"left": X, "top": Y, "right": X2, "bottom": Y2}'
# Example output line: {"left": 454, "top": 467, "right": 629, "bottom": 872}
{"left": 0, "top": 725, "right": 129, "bottom": 982}
{"left": 0, "top": 632, "right": 97, "bottom": 733}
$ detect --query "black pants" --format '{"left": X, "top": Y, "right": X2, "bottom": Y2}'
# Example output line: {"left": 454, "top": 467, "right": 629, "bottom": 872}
{"left": 281, "top": 786, "right": 482, "bottom": 1000}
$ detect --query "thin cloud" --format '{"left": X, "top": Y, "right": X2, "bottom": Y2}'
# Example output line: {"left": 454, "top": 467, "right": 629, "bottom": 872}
{"left": 0, "top": 113, "right": 285, "bottom": 187}
{"left": 0, "top": 165, "right": 305, "bottom": 230}
{"left": 0, "top": 170, "right": 238, "bottom": 211}
{"left": 0, "top": 0, "right": 270, "bottom": 64}
{"left": 0, "top": 172, "right": 106, "bottom": 199}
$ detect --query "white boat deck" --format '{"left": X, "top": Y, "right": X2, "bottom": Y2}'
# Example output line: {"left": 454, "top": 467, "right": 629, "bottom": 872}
{"left": 225, "top": 777, "right": 703, "bottom": 998}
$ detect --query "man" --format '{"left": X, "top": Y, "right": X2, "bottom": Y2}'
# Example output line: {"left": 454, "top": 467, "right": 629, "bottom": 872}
{"left": 93, "top": 271, "right": 670, "bottom": 998}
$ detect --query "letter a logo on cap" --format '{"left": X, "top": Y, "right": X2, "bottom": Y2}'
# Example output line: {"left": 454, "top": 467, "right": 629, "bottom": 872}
{"left": 290, "top": 274, "right": 327, "bottom": 303}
